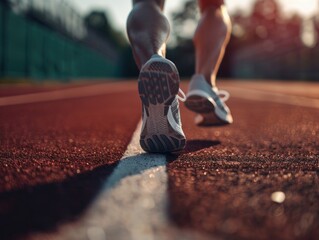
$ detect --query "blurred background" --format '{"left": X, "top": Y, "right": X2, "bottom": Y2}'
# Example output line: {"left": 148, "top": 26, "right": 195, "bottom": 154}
{"left": 0, "top": 0, "right": 318, "bottom": 82}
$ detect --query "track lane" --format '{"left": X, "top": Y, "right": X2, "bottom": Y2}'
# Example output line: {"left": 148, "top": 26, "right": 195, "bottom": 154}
{"left": 1, "top": 80, "right": 318, "bottom": 240}
{"left": 168, "top": 90, "right": 319, "bottom": 240}
{"left": 25, "top": 122, "right": 210, "bottom": 240}
{"left": 0, "top": 82, "right": 137, "bottom": 106}
{"left": 0, "top": 81, "right": 142, "bottom": 239}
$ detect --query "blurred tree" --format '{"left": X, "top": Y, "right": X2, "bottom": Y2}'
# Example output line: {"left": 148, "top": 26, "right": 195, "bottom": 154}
{"left": 233, "top": 0, "right": 303, "bottom": 45}
{"left": 229, "top": 0, "right": 319, "bottom": 80}
{"left": 312, "top": 13, "right": 319, "bottom": 47}
{"left": 167, "top": 0, "right": 197, "bottom": 78}
{"left": 84, "top": 10, "right": 138, "bottom": 78}
{"left": 171, "top": 0, "right": 199, "bottom": 43}
{"left": 84, "top": 10, "right": 127, "bottom": 49}
{"left": 121, "top": 0, "right": 318, "bottom": 80}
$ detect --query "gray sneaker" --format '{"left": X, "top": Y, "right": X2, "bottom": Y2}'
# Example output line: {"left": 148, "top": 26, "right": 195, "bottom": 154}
{"left": 184, "top": 74, "right": 233, "bottom": 126}
{"left": 138, "top": 54, "right": 186, "bottom": 153}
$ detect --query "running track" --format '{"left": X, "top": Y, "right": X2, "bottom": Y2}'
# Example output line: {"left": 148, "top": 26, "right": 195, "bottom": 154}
{"left": 0, "top": 80, "right": 318, "bottom": 240}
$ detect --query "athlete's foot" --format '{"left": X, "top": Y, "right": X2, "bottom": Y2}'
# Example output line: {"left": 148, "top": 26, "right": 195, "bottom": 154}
{"left": 184, "top": 74, "right": 233, "bottom": 127}
{"left": 138, "top": 54, "right": 186, "bottom": 153}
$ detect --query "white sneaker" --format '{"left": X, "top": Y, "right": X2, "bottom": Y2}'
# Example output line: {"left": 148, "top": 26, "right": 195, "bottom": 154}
{"left": 138, "top": 54, "right": 186, "bottom": 153}
{"left": 184, "top": 74, "right": 233, "bottom": 126}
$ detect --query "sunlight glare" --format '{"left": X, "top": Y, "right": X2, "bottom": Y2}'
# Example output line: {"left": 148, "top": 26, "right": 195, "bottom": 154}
{"left": 271, "top": 191, "right": 286, "bottom": 203}
{"left": 302, "top": 19, "right": 317, "bottom": 48}
{"left": 277, "top": 0, "right": 318, "bottom": 17}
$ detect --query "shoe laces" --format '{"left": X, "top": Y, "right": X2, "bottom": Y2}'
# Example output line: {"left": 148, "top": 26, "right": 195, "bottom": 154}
{"left": 178, "top": 88, "right": 230, "bottom": 102}
{"left": 216, "top": 89, "right": 230, "bottom": 102}
{"left": 177, "top": 88, "right": 186, "bottom": 102}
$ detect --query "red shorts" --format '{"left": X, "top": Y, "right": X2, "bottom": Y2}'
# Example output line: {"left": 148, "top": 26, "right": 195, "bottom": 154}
{"left": 198, "top": 0, "right": 224, "bottom": 11}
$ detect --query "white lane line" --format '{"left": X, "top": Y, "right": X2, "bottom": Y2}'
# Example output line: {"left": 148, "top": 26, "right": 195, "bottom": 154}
{"left": 226, "top": 86, "right": 319, "bottom": 109}
{"left": 30, "top": 121, "right": 209, "bottom": 240}
{"left": 2, "top": 82, "right": 318, "bottom": 109}
{"left": 0, "top": 83, "right": 134, "bottom": 106}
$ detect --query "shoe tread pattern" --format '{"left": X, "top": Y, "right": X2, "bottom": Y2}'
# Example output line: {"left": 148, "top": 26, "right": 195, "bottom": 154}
{"left": 185, "top": 96, "right": 229, "bottom": 126}
{"left": 139, "top": 59, "right": 185, "bottom": 153}
{"left": 185, "top": 95, "right": 215, "bottom": 113}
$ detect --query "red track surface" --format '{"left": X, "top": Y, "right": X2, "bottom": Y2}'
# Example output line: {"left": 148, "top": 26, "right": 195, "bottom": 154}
{"left": 0, "top": 82, "right": 140, "bottom": 191}
{"left": 0, "top": 81, "right": 141, "bottom": 239}
{"left": 169, "top": 98, "right": 319, "bottom": 240}
{"left": 0, "top": 80, "right": 318, "bottom": 239}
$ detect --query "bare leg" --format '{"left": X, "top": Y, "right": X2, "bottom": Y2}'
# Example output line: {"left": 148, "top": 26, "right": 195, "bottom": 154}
{"left": 126, "top": 0, "right": 170, "bottom": 69}
{"left": 194, "top": 1, "right": 232, "bottom": 86}
{"left": 126, "top": 0, "right": 186, "bottom": 153}
{"left": 185, "top": 1, "right": 233, "bottom": 126}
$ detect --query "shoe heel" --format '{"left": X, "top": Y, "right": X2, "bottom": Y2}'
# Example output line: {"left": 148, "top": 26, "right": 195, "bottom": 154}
{"left": 138, "top": 61, "right": 179, "bottom": 108}
{"left": 140, "top": 134, "right": 186, "bottom": 153}
{"left": 185, "top": 95, "right": 215, "bottom": 114}
{"left": 138, "top": 58, "right": 186, "bottom": 153}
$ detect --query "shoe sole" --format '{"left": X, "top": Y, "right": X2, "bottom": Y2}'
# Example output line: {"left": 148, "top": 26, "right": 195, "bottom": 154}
{"left": 184, "top": 95, "right": 230, "bottom": 126}
{"left": 138, "top": 59, "right": 186, "bottom": 153}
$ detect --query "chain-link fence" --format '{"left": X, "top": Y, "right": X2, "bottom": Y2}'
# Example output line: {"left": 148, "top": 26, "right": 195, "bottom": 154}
{"left": 0, "top": 2, "right": 119, "bottom": 81}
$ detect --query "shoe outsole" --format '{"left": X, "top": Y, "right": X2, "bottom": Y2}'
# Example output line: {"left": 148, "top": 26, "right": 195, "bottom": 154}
{"left": 184, "top": 95, "right": 230, "bottom": 126}
{"left": 138, "top": 59, "right": 186, "bottom": 153}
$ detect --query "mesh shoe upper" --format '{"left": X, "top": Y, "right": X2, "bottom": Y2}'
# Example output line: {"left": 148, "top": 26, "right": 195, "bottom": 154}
{"left": 185, "top": 74, "right": 233, "bottom": 125}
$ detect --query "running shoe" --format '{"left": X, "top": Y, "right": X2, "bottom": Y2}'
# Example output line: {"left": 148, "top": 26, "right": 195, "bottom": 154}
{"left": 138, "top": 54, "right": 186, "bottom": 153}
{"left": 184, "top": 74, "right": 233, "bottom": 126}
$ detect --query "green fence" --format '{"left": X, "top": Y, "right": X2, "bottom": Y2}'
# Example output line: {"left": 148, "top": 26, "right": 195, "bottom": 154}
{"left": 0, "top": 3, "right": 118, "bottom": 81}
